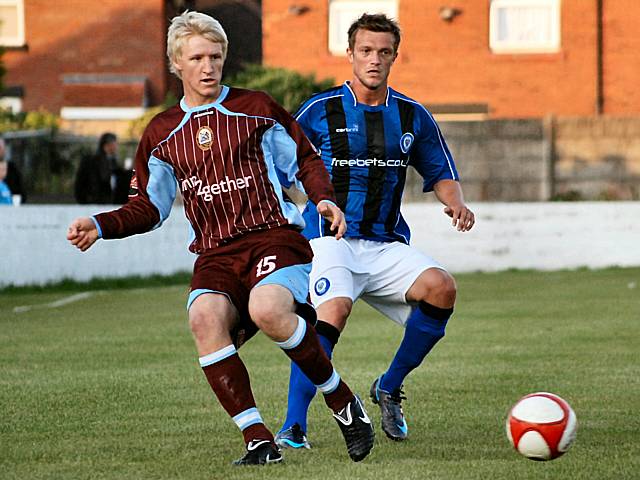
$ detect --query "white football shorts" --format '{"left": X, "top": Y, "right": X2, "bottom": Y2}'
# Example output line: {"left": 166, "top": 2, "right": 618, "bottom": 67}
{"left": 309, "top": 236, "right": 447, "bottom": 326}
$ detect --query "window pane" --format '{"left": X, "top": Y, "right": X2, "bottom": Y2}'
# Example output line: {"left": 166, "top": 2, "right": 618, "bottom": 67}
{"left": 329, "top": 0, "right": 398, "bottom": 55}
{"left": 490, "top": 0, "right": 560, "bottom": 53}
{"left": 0, "top": 5, "right": 19, "bottom": 39}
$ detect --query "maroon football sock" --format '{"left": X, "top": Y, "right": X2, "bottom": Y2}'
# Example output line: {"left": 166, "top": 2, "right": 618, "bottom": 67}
{"left": 200, "top": 349, "right": 273, "bottom": 445}
{"left": 241, "top": 424, "right": 273, "bottom": 445}
{"left": 279, "top": 317, "right": 353, "bottom": 412}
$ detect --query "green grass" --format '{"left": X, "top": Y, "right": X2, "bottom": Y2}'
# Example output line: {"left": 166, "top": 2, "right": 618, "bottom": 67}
{"left": 1, "top": 268, "right": 639, "bottom": 479}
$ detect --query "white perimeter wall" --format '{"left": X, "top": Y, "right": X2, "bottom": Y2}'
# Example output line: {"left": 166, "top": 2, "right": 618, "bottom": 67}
{"left": 1, "top": 202, "right": 639, "bottom": 287}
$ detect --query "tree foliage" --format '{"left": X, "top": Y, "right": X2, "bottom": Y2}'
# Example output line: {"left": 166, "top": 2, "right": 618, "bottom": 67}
{"left": 0, "top": 108, "right": 59, "bottom": 133}
{"left": 128, "top": 66, "right": 334, "bottom": 139}
{"left": 128, "top": 93, "right": 178, "bottom": 139}
{"left": 225, "top": 64, "right": 334, "bottom": 113}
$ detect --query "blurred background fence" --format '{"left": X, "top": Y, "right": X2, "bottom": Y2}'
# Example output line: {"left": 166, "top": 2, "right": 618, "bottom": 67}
{"left": 3, "top": 129, "right": 137, "bottom": 204}
{"left": 410, "top": 116, "right": 640, "bottom": 202}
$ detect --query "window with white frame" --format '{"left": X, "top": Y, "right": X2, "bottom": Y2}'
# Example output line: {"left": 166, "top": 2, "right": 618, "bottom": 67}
{"left": 489, "top": 0, "right": 560, "bottom": 53}
{"left": 0, "top": 96, "right": 21, "bottom": 113}
{"left": 0, "top": 0, "right": 25, "bottom": 47}
{"left": 328, "top": 0, "right": 398, "bottom": 56}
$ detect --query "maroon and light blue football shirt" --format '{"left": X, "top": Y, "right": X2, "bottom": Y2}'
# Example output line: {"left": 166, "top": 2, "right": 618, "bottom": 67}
{"left": 94, "top": 86, "right": 335, "bottom": 253}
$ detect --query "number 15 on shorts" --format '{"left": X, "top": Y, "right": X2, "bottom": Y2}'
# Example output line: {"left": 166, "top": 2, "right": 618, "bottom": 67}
{"left": 256, "top": 255, "right": 277, "bottom": 277}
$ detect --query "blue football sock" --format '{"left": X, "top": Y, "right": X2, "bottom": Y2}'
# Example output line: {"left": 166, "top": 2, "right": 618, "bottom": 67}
{"left": 280, "top": 322, "right": 338, "bottom": 433}
{"left": 379, "top": 302, "right": 452, "bottom": 393}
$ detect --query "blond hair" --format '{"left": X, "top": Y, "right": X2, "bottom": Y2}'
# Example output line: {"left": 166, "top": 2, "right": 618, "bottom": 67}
{"left": 167, "top": 11, "right": 228, "bottom": 78}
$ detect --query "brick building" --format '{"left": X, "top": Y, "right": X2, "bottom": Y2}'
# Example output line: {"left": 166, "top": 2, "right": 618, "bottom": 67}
{"left": 2, "top": 0, "right": 639, "bottom": 131}
{"left": 0, "top": 0, "right": 261, "bottom": 136}
{"left": 263, "top": 0, "right": 640, "bottom": 119}
{"left": 1, "top": 1, "right": 637, "bottom": 201}
{"left": 5, "top": 0, "right": 638, "bottom": 131}
{"left": 1, "top": 0, "right": 175, "bottom": 136}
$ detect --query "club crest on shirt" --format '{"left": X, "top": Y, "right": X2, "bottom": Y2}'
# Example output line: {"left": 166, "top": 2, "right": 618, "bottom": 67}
{"left": 197, "top": 126, "right": 214, "bottom": 150}
{"left": 314, "top": 277, "right": 331, "bottom": 296}
{"left": 400, "top": 132, "right": 414, "bottom": 154}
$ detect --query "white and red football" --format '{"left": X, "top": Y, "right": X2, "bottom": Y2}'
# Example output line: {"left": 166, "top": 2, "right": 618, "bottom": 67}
{"left": 506, "top": 392, "right": 577, "bottom": 461}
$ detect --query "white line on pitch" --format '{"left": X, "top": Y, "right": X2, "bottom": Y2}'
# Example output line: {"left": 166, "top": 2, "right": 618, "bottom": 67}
{"left": 13, "top": 291, "right": 102, "bottom": 314}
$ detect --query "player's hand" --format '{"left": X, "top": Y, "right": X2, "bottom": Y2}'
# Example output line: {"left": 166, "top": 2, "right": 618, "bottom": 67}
{"left": 317, "top": 200, "right": 347, "bottom": 240}
{"left": 67, "top": 217, "right": 99, "bottom": 251}
{"left": 444, "top": 204, "right": 475, "bottom": 232}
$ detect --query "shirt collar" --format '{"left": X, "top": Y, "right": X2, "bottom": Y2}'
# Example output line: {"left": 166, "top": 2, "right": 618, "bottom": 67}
{"left": 180, "top": 85, "right": 230, "bottom": 112}
{"left": 343, "top": 81, "right": 390, "bottom": 107}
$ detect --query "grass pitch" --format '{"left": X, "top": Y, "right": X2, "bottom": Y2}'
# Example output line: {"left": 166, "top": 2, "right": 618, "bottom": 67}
{"left": 1, "top": 268, "right": 639, "bottom": 479}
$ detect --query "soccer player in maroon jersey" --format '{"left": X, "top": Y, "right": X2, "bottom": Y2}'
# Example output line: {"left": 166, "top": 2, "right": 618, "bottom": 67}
{"left": 66, "top": 11, "right": 374, "bottom": 466}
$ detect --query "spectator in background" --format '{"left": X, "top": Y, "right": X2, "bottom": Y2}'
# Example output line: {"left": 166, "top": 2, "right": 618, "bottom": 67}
{"left": 0, "top": 159, "right": 14, "bottom": 205}
{"left": 111, "top": 156, "right": 134, "bottom": 205}
{"left": 0, "top": 135, "right": 26, "bottom": 204}
{"left": 74, "top": 132, "right": 118, "bottom": 204}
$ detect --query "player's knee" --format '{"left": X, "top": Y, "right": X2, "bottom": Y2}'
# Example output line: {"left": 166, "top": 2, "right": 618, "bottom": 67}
{"left": 188, "top": 294, "right": 236, "bottom": 339}
{"left": 249, "top": 303, "right": 278, "bottom": 330}
{"left": 438, "top": 272, "right": 457, "bottom": 306}
{"left": 248, "top": 288, "right": 286, "bottom": 331}
{"left": 316, "top": 298, "right": 352, "bottom": 331}
{"left": 188, "top": 307, "right": 216, "bottom": 338}
{"left": 415, "top": 269, "right": 457, "bottom": 308}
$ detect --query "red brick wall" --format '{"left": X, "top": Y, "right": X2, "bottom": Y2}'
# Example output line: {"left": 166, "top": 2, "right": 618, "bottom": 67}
{"left": 602, "top": 0, "right": 640, "bottom": 115}
{"left": 4, "top": 0, "right": 168, "bottom": 113}
{"left": 264, "top": 0, "right": 639, "bottom": 118}
{"left": 63, "top": 83, "right": 147, "bottom": 108}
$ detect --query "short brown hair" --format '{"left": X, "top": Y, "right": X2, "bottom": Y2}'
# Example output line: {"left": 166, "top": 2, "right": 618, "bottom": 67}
{"left": 347, "top": 13, "right": 401, "bottom": 52}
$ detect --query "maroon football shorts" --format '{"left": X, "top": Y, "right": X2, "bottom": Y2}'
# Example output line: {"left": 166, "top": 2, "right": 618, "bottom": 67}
{"left": 189, "top": 226, "right": 313, "bottom": 347}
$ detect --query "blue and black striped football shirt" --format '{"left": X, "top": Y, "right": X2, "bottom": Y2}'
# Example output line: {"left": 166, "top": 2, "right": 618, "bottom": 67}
{"left": 296, "top": 81, "right": 459, "bottom": 244}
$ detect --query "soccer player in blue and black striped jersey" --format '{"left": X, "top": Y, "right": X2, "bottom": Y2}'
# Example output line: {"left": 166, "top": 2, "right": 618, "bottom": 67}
{"left": 275, "top": 13, "right": 475, "bottom": 449}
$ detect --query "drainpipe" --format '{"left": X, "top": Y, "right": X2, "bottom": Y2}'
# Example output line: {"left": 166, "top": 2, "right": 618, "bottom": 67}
{"left": 596, "top": 0, "right": 604, "bottom": 115}
{"left": 543, "top": 115, "right": 556, "bottom": 200}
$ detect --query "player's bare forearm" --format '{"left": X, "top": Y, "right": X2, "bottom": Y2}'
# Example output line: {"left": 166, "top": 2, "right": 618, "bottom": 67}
{"left": 67, "top": 217, "right": 99, "bottom": 252}
{"left": 433, "top": 179, "right": 475, "bottom": 232}
{"left": 317, "top": 200, "right": 347, "bottom": 240}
